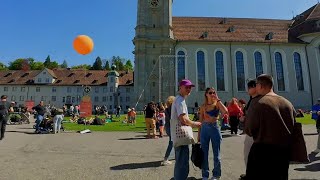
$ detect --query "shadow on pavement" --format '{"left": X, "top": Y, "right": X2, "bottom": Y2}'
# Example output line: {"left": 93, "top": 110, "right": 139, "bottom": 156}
{"left": 118, "top": 137, "right": 147, "bottom": 140}
{"left": 222, "top": 134, "right": 234, "bottom": 138}
{"left": 309, "top": 152, "right": 320, "bottom": 163}
{"left": 294, "top": 163, "right": 320, "bottom": 172}
{"left": 6, "top": 130, "right": 38, "bottom": 135}
{"left": 169, "top": 177, "right": 201, "bottom": 180}
{"left": 304, "top": 133, "right": 319, "bottom": 136}
{"left": 110, "top": 160, "right": 162, "bottom": 170}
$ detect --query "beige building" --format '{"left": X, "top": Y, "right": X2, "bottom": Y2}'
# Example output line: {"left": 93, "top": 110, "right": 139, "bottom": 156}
{"left": 0, "top": 68, "right": 134, "bottom": 111}
{"left": 134, "top": 0, "right": 320, "bottom": 110}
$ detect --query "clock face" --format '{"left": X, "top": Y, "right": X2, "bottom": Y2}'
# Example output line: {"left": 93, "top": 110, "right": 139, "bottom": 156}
{"left": 149, "top": 0, "right": 159, "bottom": 8}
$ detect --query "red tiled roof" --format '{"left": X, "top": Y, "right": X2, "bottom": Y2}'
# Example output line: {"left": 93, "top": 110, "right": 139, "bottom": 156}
{"left": 172, "top": 17, "right": 297, "bottom": 43}
{"left": 0, "top": 69, "right": 133, "bottom": 86}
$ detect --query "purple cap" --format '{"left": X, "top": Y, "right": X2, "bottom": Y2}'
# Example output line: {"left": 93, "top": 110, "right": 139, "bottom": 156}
{"left": 179, "top": 79, "right": 195, "bottom": 87}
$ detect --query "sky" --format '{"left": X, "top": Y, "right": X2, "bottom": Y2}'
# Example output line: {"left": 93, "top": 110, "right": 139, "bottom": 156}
{"left": 0, "top": 0, "right": 318, "bottom": 67}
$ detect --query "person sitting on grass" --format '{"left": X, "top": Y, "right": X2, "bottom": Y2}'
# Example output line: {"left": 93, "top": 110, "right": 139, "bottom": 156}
{"left": 91, "top": 115, "right": 104, "bottom": 125}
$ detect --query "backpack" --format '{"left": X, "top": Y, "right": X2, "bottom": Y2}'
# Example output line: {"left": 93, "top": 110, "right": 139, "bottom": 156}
{"left": 191, "top": 143, "right": 203, "bottom": 169}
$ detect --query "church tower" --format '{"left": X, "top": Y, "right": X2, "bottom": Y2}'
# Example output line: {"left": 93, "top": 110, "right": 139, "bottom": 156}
{"left": 133, "top": 0, "right": 175, "bottom": 108}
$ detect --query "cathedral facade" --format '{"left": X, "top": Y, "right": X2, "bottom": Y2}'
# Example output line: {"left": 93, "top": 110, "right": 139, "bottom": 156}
{"left": 134, "top": 0, "right": 320, "bottom": 110}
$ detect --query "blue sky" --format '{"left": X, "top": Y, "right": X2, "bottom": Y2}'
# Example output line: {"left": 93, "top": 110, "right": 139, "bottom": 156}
{"left": 0, "top": 0, "right": 318, "bottom": 67}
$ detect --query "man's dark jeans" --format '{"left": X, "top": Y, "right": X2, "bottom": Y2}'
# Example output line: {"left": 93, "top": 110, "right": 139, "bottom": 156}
{"left": 0, "top": 116, "right": 8, "bottom": 140}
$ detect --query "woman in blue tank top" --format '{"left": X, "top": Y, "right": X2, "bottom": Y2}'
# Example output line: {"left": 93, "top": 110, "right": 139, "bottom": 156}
{"left": 198, "top": 87, "right": 228, "bottom": 180}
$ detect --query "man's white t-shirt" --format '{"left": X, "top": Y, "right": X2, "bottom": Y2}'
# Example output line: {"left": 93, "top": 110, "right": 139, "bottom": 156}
{"left": 171, "top": 94, "right": 189, "bottom": 146}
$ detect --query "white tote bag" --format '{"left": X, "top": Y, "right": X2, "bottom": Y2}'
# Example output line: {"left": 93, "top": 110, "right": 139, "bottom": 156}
{"left": 171, "top": 119, "right": 195, "bottom": 147}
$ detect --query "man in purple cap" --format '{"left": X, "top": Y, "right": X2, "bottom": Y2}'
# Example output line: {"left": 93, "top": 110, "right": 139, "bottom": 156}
{"left": 171, "top": 79, "right": 201, "bottom": 180}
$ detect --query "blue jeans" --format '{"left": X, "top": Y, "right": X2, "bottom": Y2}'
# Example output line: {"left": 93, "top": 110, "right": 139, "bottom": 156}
{"left": 53, "top": 115, "right": 63, "bottom": 133}
{"left": 35, "top": 115, "right": 44, "bottom": 131}
{"left": 174, "top": 145, "right": 189, "bottom": 180}
{"left": 164, "top": 125, "right": 173, "bottom": 160}
{"left": 200, "top": 122, "right": 222, "bottom": 178}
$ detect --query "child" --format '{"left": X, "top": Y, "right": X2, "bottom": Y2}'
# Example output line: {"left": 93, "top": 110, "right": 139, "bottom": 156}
{"left": 157, "top": 105, "right": 165, "bottom": 138}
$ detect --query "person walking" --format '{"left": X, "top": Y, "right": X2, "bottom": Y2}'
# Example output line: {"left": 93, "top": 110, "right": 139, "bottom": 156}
{"left": 145, "top": 102, "right": 157, "bottom": 139}
{"left": 239, "top": 79, "right": 260, "bottom": 180}
{"left": 171, "top": 79, "right": 201, "bottom": 180}
{"left": 53, "top": 109, "right": 64, "bottom": 134}
{"left": 162, "top": 96, "right": 175, "bottom": 166}
{"left": 312, "top": 98, "right": 320, "bottom": 134}
{"left": 0, "top": 95, "right": 12, "bottom": 140}
{"left": 245, "top": 74, "right": 295, "bottom": 180}
{"left": 198, "top": 87, "right": 228, "bottom": 180}
{"left": 32, "top": 101, "right": 46, "bottom": 133}
{"left": 227, "top": 98, "right": 243, "bottom": 135}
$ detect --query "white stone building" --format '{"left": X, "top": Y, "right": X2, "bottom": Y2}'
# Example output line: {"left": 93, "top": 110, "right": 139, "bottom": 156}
{"left": 0, "top": 68, "right": 134, "bottom": 111}
{"left": 133, "top": 1, "right": 320, "bottom": 110}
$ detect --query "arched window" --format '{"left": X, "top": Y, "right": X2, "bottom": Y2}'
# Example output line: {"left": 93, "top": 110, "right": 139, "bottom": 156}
{"left": 215, "top": 51, "right": 225, "bottom": 91}
{"left": 236, "top": 51, "right": 245, "bottom": 91}
{"left": 275, "top": 52, "right": 285, "bottom": 91}
{"left": 177, "top": 51, "right": 185, "bottom": 83}
{"left": 197, "top": 51, "right": 206, "bottom": 91}
{"left": 293, "top": 52, "right": 304, "bottom": 91}
{"left": 254, "top": 51, "right": 263, "bottom": 77}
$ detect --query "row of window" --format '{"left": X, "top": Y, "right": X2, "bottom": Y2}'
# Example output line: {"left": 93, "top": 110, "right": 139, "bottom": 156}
{"left": 3, "top": 86, "right": 131, "bottom": 93}
{"left": 9, "top": 95, "right": 131, "bottom": 103}
{"left": 177, "top": 50, "right": 305, "bottom": 91}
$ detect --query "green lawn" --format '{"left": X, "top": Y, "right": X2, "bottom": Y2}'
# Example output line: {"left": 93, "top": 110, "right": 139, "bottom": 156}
{"left": 63, "top": 115, "right": 147, "bottom": 132}
{"left": 296, "top": 114, "right": 316, "bottom": 125}
{"left": 63, "top": 113, "right": 316, "bottom": 132}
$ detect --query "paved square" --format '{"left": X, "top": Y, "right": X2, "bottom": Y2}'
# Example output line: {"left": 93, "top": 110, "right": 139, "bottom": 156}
{"left": 0, "top": 123, "right": 319, "bottom": 180}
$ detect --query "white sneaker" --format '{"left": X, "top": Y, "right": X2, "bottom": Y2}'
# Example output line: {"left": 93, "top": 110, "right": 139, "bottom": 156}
{"left": 314, "top": 148, "right": 320, "bottom": 153}
{"left": 210, "top": 177, "right": 220, "bottom": 180}
{"left": 161, "top": 160, "right": 172, "bottom": 166}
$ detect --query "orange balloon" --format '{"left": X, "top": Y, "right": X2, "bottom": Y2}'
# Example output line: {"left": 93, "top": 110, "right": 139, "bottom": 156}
{"left": 73, "top": 35, "right": 94, "bottom": 55}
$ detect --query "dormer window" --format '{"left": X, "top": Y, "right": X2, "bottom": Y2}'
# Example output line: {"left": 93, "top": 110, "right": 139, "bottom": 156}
{"left": 110, "top": 78, "right": 114, "bottom": 83}
{"left": 86, "top": 73, "right": 92, "bottom": 77}
{"left": 68, "top": 73, "right": 75, "bottom": 77}
{"left": 38, "top": 78, "right": 42, "bottom": 83}
{"left": 4, "top": 73, "right": 12, "bottom": 77}
{"left": 21, "top": 73, "right": 29, "bottom": 77}
{"left": 43, "top": 72, "right": 46, "bottom": 74}
{"left": 46, "top": 78, "right": 50, "bottom": 83}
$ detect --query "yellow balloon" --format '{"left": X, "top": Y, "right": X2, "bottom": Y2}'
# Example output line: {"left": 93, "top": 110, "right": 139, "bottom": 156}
{"left": 73, "top": 35, "right": 94, "bottom": 55}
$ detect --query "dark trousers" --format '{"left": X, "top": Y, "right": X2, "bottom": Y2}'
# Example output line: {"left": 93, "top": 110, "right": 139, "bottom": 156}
{"left": 229, "top": 116, "right": 239, "bottom": 134}
{"left": 316, "top": 117, "right": 320, "bottom": 129}
{"left": 0, "top": 116, "right": 8, "bottom": 140}
{"left": 246, "top": 143, "right": 290, "bottom": 180}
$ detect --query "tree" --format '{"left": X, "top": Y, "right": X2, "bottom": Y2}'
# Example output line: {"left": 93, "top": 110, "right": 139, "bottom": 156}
{"left": 111, "top": 56, "right": 125, "bottom": 71}
{"left": 43, "top": 55, "right": 59, "bottom": 69}
{"left": 60, "top": 60, "right": 68, "bottom": 68}
{"left": 43, "top": 55, "right": 51, "bottom": 67}
{"left": 104, "top": 60, "right": 111, "bottom": 70}
{"left": 124, "top": 60, "right": 133, "bottom": 71}
{"left": 30, "top": 62, "right": 45, "bottom": 70}
{"left": 9, "top": 58, "right": 35, "bottom": 70}
{"left": 91, "top": 56, "right": 103, "bottom": 70}
{"left": 71, "top": 64, "right": 91, "bottom": 70}
{"left": 0, "top": 62, "right": 8, "bottom": 70}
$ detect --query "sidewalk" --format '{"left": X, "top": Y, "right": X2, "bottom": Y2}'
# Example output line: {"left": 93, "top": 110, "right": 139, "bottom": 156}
{"left": 0, "top": 123, "right": 319, "bottom": 180}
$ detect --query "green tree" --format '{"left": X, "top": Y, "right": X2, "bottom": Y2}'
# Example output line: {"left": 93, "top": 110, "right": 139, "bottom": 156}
{"left": 60, "top": 60, "right": 68, "bottom": 68}
{"left": 0, "top": 62, "right": 8, "bottom": 70}
{"left": 43, "top": 55, "right": 51, "bottom": 67}
{"left": 111, "top": 56, "right": 125, "bottom": 71}
{"left": 30, "top": 61, "right": 45, "bottom": 70}
{"left": 71, "top": 64, "right": 91, "bottom": 70}
{"left": 124, "top": 60, "right": 133, "bottom": 71}
{"left": 91, "top": 56, "right": 103, "bottom": 70}
{"left": 104, "top": 60, "right": 111, "bottom": 70}
{"left": 9, "top": 58, "right": 35, "bottom": 70}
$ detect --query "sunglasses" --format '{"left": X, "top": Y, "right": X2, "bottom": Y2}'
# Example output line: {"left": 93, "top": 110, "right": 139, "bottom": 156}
{"left": 207, "top": 92, "right": 216, "bottom": 95}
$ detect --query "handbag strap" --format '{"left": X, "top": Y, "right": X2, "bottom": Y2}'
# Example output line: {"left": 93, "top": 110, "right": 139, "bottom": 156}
{"left": 279, "top": 117, "right": 292, "bottom": 135}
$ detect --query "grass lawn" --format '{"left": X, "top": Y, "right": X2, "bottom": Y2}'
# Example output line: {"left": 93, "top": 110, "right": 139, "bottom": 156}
{"left": 296, "top": 114, "right": 316, "bottom": 125}
{"left": 63, "top": 113, "right": 316, "bottom": 132}
{"left": 63, "top": 115, "right": 147, "bottom": 132}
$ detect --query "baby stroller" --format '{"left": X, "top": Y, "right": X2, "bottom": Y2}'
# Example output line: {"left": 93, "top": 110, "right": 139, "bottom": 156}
{"left": 33, "top": 116, "right": 65, "bottom": 134}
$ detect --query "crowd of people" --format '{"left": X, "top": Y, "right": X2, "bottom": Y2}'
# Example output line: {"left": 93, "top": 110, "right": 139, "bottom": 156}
{"left": 154, "top": 74, "right": 319, "bottom": 180}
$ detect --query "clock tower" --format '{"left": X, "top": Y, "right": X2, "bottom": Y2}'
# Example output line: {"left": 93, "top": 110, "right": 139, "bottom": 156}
{"left": 133, "top": 0, "right": 175, "bottom": 108}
